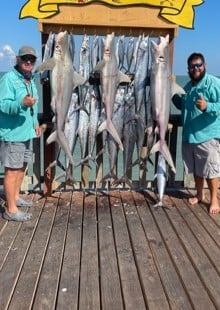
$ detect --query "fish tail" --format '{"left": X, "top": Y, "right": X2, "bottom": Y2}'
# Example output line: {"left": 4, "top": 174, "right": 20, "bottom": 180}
{"left": 150, "top": 140, "right": 176, "bottom": 174}
{"left": 56, "top": 131, "right": 75, "bottom": 167}
{"left": 98, "top": 120, "right": 124, "bottom": 151}
{"left": 46, "top": 131, "right": 57, "bottom": 145}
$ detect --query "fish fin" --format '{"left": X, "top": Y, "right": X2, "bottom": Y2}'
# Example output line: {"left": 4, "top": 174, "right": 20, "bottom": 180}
{"left": 171, "top": 80, "right": 185, "bottom": 97}
{"left": 98, "top": 120, "right": 124, "bottom": 151}
{"left": 93, "top": 60, "right": 105, "bottom": 71}
{"left": 35, "top": 58, "right": 56, "bottom": 73}
{"left": 73, "top": 71, "right": 86, "bottom": 88}
{"left": 150, "top": 140, "right": 176, "bottom": 174}
{"left": 118, "top": 71, "right": 131, "bottom": 84}
{"left": 112, "top": 176, "right": 133, "bottom": 188}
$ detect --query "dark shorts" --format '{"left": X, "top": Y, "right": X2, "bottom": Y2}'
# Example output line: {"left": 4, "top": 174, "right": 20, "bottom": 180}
{"left": 0, "top": 141, "right": 33, "bottom": 169}
{"left": 182, "top": 139, "right": 220, "bottom": 178}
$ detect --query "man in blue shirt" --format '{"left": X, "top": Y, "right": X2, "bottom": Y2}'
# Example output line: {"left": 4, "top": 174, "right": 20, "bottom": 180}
{"left": 0, "top": 46, "right": 41, "bottom": 221}
{"left": 173, "top": 52, "right": 220, "bottom": 214}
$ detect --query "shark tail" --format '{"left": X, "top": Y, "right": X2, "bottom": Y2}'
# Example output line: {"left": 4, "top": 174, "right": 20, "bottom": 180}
{"left": 47, "top": 130, "right": 75, "bottom": 167}
{"left": 98, "top": 120, "right": 124, "bottom": 151}
{"left": 150, "top": 140, "right": 176, "bottom": 174}
{"left": 46, "top": 131, "right": 57, "bottom": 145}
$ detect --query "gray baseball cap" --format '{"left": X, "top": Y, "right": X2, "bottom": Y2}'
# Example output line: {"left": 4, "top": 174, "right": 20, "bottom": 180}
{"left": 18, "top": 46, "right": 37, "bottom": 57}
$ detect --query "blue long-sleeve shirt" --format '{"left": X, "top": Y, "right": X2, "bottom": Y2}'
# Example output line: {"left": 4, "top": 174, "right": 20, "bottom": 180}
{"left": 172, "top": 73, "right": 220, "bottom": 143}
{"left": 0, "top": 68, "right": 39, "bottom": 142}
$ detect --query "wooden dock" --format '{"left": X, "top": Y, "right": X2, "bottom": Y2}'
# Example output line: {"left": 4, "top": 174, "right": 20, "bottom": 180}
{"left": 0, "top": 188, "right": 220, "bottom": 310}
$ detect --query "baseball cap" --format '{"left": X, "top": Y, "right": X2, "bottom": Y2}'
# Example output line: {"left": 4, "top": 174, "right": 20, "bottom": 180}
{"left": 18, "top": 46, "right": 37, "bottom": 57}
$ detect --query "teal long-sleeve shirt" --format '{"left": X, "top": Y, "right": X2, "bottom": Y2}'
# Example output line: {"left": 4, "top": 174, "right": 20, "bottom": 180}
{"left": 172, "top": 73, "right": 220, "bottom": 143}
{"left": 0, "top": 68, "right": 39, "bottom": 142}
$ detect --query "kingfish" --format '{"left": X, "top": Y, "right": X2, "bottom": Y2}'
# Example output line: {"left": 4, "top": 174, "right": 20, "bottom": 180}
{"left": 113, "top": 88, "right": 136, "bottom": 187}
{"left": 116, "top": 35, "right": 125, "bottom": 70}
{"left": 55, "top": 91, "right": 80, "bottom": 182}
{"left": 91, "top": 34, "right": 100, "bottom": 71}
{"left": 102, "top": 86, "right": 126, "bottom": 183}
{"left": 134, "top": 35, "right": 150, "bottom": 114}
{"left": 40, "top": 31, "right": 55, "bottom": 82}
{"left": 154, "top": 152, "right": 167, "bottom": 207}
{"left": 87, "top": 83, "right": 102, "bottom": 163}
{"left": 126, "top": 36, "right": 135, "bottom": 73}
{"left": 94, "top": 32, "right": 131, "bottom": 150}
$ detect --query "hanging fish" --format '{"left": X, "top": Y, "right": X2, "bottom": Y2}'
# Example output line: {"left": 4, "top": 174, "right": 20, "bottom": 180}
{"left": 40, "top": 31, "right": 55, "bottom": 82}
{"left": 91, "top": 34, "right": 100, "bottom": 71}
{"left": 154, "top": 152, "right": 167, "bottom": 208}
{"left": 94, "top": 32, "right": 131, "bottom": 151}
{"left": 116, "top": 35, "right": 125, "bottom": 70}
{"left": 35, "top": 31, "right": 85, "bottom": 168}
{"left": 126, "top": 36, "right": 135, "bottom": 73}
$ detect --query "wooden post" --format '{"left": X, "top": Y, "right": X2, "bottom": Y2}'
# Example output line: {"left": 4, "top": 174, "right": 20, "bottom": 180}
{"left": 41, "top": 32, "right": 56, "bottom": 196}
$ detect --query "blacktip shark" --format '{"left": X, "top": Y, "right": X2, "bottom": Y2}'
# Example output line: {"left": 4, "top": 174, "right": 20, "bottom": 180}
{"left": 35, "top": 30, "right": 85, "bottom": 168}
{"left": 149, "top": 34, "right": 185, "bottom": 174}
{"left": 94, "top": 32, "right": 131, "bottom": 151}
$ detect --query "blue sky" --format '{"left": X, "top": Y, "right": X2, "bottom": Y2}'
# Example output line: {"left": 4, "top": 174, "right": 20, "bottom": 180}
{"left": 0, "top": 1, "right": 219, "bottom": 76}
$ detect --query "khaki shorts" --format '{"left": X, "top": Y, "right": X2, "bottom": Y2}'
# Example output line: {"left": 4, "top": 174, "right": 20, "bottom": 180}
{"left": 0, "top": 141, "right": 33, "bottom": 169}
{"left": 182, "top": 139, "right": 220, "bottom": 178}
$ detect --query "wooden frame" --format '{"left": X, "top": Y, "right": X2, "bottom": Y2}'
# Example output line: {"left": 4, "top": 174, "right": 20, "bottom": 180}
{"left": 38, "top": 3, "right": 179, "bottom": 195}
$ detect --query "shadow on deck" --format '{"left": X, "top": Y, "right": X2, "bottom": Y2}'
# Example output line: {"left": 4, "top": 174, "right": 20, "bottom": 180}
{"left": 0, "top": 188, "right": 220, "bottom": 309}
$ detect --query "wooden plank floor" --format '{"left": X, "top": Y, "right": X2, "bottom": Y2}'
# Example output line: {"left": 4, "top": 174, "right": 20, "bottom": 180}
{"left": 0, "top": 188, "right": 220, "bottom": 310}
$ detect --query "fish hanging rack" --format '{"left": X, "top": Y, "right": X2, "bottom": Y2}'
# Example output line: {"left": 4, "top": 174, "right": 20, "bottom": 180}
{"left": 37, "top": 2, "right": 179, "bottom": 195}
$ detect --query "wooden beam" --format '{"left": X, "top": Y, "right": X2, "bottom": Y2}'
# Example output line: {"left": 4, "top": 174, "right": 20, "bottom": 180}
{"left": 38, "top": 4, "right": 178, "bottom": 38}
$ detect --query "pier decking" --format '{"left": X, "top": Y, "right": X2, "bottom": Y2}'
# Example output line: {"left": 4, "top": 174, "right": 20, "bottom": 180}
{"left": 0, "top": 188, "right": 220, "bottom": 310}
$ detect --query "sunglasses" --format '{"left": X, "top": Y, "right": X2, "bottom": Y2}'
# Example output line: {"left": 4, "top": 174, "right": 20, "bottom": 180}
{"left": 20, "top": 55, "right": 36, "bottom": 64}
{"left": 188, "top": 62, "right": 204, "bottom": 70}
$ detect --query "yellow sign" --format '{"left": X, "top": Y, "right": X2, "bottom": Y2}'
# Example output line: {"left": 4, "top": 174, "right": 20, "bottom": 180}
{"left": 20, "top": 0, "right": 204, "bottom": 29}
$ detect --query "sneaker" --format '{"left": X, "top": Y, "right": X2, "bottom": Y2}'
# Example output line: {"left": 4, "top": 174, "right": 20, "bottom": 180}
{"left": 16, "top": 197, "right": 33, "bottom": 207}
{"left": 3, "top": 210, "right": 32, "bottom": 222}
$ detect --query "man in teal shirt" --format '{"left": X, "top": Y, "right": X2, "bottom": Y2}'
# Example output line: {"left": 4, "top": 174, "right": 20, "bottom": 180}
{"left": 173, "top": 52, "right": 220, "bottom": 214}
{"left": 0, "top": 46, "right": 41, "bottom": 221}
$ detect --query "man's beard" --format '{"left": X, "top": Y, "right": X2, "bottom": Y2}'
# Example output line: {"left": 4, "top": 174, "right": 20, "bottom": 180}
{"left": 189, "top": 69, "right": 206, "bottom": 83}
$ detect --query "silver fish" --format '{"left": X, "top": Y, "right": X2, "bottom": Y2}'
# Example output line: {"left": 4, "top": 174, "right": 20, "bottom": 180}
{"left": 113, "top": 88, "right": 136, "bottom": 187}
{"left": 86, "top": 84, "right": 102, "bottom": 163}
{"left": 103, "top": 86, "right": 126, "bottom": 183}
{"left": 55, "top": 91, "right": 80, "bottom": 182}
{"left": 120, "top": 104, "right": 137, "bottom": 187}
{"left": 91, "top": 34, "right": 100, "bottom": 71}
{"left": 134, "top": 35, "right": 149, "bottom": 114}
{"left": 41, "top": 31, "right": 55, "bottom": 81}
{"left": 77, "top": 86, "right": 91, "bottom": 163}
{"left": 94, "top": 32, "right": 131, "bottom": 151}
{"left": 154, "top": 152, "right": 167, "bottom": 208}
{"left": 79, "top": 34, "right": 90, "bottom": 81}
{"left": 133, "top": 34, "right": 142, "bottom": 72}
{"left": 116, "top": 35, "right": 125, "bottom": 70}
{"left": 68, "top": 33, "right": 75, "bottom": 65}
{"left": 126, "top": 36, "right": 135, "bottom": 73}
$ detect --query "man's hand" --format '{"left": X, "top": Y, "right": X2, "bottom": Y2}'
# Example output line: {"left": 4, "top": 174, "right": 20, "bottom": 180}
{"left": 35, "top": 125, "right": 42, "bottom": 138}
{"left": 23, "top": 95, "right": 36, "bottom": 107}
{"left": 196, "top": 94, "right": 207, "bottom": 111}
